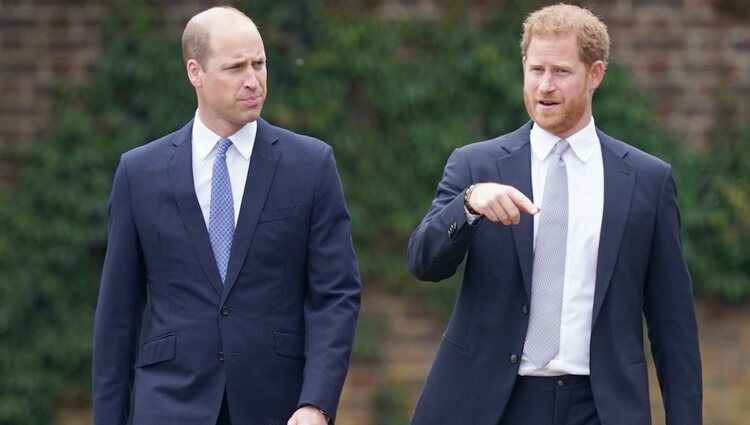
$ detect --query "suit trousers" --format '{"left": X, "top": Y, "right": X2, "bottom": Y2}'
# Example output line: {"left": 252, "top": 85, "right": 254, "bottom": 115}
{"left": 499, "top": 375, "right": 600, "bottom": 425}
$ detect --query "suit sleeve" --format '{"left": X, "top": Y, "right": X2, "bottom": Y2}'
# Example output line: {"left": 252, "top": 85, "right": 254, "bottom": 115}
{"left": 643, "top": 166, "right": 702, "bottom": 425}
{"left": 92, "top": 156, "right": 147, "bottom": 425}
{"left": 407, "top": 147, "right": 482, "bottom": 282}
{"left": 297, "top": 146, "right": 361, "bottom": 422}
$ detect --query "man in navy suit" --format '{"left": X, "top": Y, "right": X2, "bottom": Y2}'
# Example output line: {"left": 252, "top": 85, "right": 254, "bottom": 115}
{"left": 407, "top": 4, "right": 701, "bottom": 425}
{"left": 92, "top": 6, "right": 360, "bottom": 425}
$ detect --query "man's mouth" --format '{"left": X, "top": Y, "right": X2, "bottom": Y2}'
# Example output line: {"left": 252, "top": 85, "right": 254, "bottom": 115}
{"left": 240, "top": 96, "right": 263, "bottom": 107}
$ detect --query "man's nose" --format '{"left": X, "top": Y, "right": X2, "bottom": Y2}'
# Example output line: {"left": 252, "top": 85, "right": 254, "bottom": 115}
{"left": 244, "top": 70, "right": 259, "bottom": 89}
{"left": 538, "top": 72, "right": 555, "bottom": 92}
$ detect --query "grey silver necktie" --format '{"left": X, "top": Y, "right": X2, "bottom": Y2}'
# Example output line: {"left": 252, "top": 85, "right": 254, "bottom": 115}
{"left": 525, "top": 139, "right": 570, "bottom": 368}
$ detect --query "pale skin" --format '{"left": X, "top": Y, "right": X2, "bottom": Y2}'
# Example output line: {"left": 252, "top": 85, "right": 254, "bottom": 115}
{"left": 287, "top": 405, "right": 328, "bottom": 425}
{"left": 185, "top": 9, "right": 327, "bottom": 425}
{"left": 186, "top": 9, "right": 268, "bottom": 138}
{"left": 466, "top": 32, "right": 604, "bottom": 225}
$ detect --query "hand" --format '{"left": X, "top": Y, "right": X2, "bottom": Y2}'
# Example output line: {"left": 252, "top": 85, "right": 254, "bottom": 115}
{"left": 467, "top": 183, "right": 539, "bottom": 225}
{"left": 287, "top": 405, "right": 329, "bottom": 425}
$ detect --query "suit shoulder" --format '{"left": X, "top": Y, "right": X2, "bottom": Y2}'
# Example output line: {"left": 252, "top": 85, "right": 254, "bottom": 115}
{"left": 264, "top": 121, "right": 332, "bottom": 155}
{"left": 600, "top": 132, "right": 671, "bottom": 172}
{"left": 122, "top": 123, "right": 191, "bottom": 162}
{"left": 456, "top": 123, "right": 531, "bottom": 157}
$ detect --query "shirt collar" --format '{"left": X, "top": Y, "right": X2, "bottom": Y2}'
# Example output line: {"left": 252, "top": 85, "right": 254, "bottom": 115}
{"left": 530, "top": 117, "right": 599, "bottom": 163}
{"left": 192, "top": 110, "right": 257, "bottom": 161}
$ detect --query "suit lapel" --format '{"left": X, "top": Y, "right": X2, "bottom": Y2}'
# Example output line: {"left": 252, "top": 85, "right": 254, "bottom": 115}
{"left": 167, "top": 120, "right": 224, "bottom": 296}
{"left": 221, "top": 119, "right": 280, "bottom": 302}
{"left": 496, "top": 123, "right": 535, "bottom": 299}
{"left": 592, "top": 132, "right": 636, "bottom": 324}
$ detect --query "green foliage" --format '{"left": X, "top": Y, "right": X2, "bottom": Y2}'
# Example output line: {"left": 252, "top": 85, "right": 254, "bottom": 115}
{"left": 713, "top": 0, "right": 750, "bottom": 20}
{"left": 1, "top": 0, "right": 748, "bottom": 423}
{"left": 677, "top": 97, "right": 750, "bottom": 301}
{"left": 271, "top": 2, "right": 531, "bottom": 288}
{"left": 371, "top": 382, "right": 411, "bottom": 425}
{"left": 352, "top": 312, "right": 388, "bottom": 363}
{"left": 0, "top": 2, "right": 193, "bottom": 423}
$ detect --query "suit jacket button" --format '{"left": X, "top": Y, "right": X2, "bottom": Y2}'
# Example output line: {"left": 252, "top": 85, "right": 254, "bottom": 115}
{"left": 217, "top": 351, "right": 225, "bottom": 362}
{"left": 220, "top": 306, "right": 230, "bottom": 316}
{"left": 509, "top": 353, "right": 519, "bottom": 364}
{"left": 448, "top": 222, "right": 458, "bottom": 238}
{"left": 522, "top": 304, "right": 529, "bottom": 315}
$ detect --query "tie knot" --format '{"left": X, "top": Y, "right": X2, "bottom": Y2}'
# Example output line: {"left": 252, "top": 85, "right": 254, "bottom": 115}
{"left": 552, "top": 139, "right": 570, "bottom": 157}
{"left": 216, "top": 138, "right": 233, "bottom": 156}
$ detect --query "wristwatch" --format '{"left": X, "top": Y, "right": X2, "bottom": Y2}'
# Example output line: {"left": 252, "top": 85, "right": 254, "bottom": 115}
{"left": 464, "top": 184, "right": 479, "bottom": 215}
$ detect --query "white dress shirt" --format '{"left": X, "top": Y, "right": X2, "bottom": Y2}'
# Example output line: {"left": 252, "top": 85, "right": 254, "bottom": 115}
{"left": 191, "top": 110, "right": 257, "bottom": 227}
{"left": 518, "top": 117, "right": 604, "bottom": 376}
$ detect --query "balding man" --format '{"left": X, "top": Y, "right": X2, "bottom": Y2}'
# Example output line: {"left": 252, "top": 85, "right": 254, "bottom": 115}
{"left": 92, "top": 7, "right": 361, "bottom": 425}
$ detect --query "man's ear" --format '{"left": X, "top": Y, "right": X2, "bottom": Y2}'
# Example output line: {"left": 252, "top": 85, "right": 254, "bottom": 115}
{"left": 186, "top": 59, "right": 203, "bottom": 88}
{"left": 588, "top": 60, "right": 605, "bottom": 90}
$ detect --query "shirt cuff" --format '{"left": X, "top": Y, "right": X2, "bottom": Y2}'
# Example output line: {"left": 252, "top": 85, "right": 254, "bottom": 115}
{"left": 465, "top": 207, "right": 482, "bottom": 225}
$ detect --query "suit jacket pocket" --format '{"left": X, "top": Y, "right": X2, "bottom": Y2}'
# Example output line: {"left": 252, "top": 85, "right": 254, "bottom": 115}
{"left": 442, "top": 334, "right": 469, "bottom": 352}
{"left": 274, "top": 329, "right": 305, "bottom": 360}
{"left": 259, "top": 206, "right": 302, "bottom": 223}
{"left": 626, "top": 357, "right": 646, "bottom": 366}
{"left": 134, "top": 333, "right": 176, "bottom": 368}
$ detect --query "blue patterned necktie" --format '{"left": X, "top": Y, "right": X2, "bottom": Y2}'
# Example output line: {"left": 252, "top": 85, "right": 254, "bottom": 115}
{"left": 209, "top": 138, "right": 235, "bottom": 284}
{"left": 525, "top": 139, "right": 570, "bottom": 368}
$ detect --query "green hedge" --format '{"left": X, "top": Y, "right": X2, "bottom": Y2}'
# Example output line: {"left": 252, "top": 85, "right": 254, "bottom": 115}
{"left": 0, "top": 1, "right": 747, "bottom": 423}
{"left": 677, "top": 96, "right": 750, "bottom": 301}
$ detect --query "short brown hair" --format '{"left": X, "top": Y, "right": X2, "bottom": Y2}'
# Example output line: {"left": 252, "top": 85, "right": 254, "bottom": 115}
{"left": 520, "top": 3, "right": 610, "bottom": 67}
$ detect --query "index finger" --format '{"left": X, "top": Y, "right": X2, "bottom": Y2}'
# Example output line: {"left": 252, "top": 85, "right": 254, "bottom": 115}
{"left": 507, "top": 187, "right": 539, "bottom": 215}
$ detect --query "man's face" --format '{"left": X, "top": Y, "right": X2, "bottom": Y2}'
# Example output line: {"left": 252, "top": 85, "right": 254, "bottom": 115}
{"left": 523, "top": 33, "right": 603, "bottom": 139}
{"left": 188, "top": 21, "right": 267, "bottom": 137}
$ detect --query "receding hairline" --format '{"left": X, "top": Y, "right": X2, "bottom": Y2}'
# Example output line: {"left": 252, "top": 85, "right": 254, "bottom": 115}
{"left": 182, "top": 6, "right": 259, "bottom": 66}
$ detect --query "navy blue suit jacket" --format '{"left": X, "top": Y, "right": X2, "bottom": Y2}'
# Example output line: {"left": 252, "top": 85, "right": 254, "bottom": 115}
{"left": 407, "top": 123, "right": 701, "bottom": 425}
{"left": 93, "top": 119, "right": 361, "bottom": 425}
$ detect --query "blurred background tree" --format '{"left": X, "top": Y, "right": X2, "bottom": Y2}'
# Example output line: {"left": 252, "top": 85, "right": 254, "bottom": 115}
{"left": 0, "top": 0, "right": 748, "bottom": 423}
